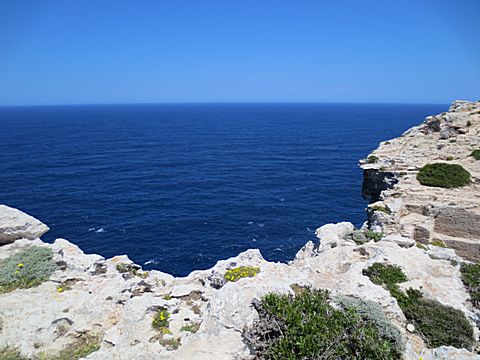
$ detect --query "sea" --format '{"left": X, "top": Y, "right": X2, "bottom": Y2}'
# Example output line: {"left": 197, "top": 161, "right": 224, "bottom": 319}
{"left": 0, "top": 103, "right": 446, "bottom": 276}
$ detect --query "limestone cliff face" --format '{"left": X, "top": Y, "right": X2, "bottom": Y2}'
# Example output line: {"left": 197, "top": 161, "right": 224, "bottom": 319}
{"left": 360, "top": 100, "right": 480, "bottom": 262}
{"left": 1, "top": 101, "right": 480, "bottom": 360}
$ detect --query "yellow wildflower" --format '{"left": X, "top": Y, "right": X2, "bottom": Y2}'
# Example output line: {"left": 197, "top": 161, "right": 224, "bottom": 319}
{"left": 17, "top": 263, "right": 24, "bottom": 268}
{"left": 57, "top": 287, "right": 63, "bottom": 293}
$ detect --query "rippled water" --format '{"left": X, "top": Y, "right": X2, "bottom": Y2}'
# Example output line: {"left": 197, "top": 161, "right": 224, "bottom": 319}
{"left": 0, "top": 103, "right": 445, "bottom": 276}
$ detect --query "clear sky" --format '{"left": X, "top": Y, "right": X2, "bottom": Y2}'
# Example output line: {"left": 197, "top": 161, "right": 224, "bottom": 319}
{"left": 1, "top": 0, "right": 479, "bottom": 105}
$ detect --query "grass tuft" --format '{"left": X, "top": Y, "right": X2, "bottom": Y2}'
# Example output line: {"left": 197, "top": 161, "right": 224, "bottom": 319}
{"left": 364, "top": 230, "right": 384, "bottom": 242}
{"left": 152, "top": 308, "right": 170, "bottom": 331}
{"left": 0, "top": 346, "right": 28, "bottom": 360}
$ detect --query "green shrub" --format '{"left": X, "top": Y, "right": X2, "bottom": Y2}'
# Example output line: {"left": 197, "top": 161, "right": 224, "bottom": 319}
{"left": 224, "top": 266, "right": 260, "bottom": 282}
{"left": 364, "top": 263, "right": 474, "bottom": 349}
{"left": 417, "top": 163, "right": 471, "bottom": 188}
{"left": 344, "top": 230, "right": 368, "bottom": 245}
{"left": 460, "top": 263, "right": 480, "bottom": 308}
{"left": 470, "top": 150, "right": 480, "bottom": 160}
{"left": 0, "top": 346, "right": 28, "bottom": 360}
{"left": 367, "top": 155, "right": 379, "bottom": 164}
{"left": 245, "top": 288, "right": 404, "bottom": 359}
{"left": 396, "top": 289, "right": 474, "bottom": 349}
{"left": 362, "top": 263, "right": 407, "bottom": 289}
{"left": 0, "top": 246, "right": 56, "bottom": 293}
{"left": 152, "top": 308, "right": 170, "bottom": 330}
{"left": 365, "top": 230, "right": 384, "bottom": 242}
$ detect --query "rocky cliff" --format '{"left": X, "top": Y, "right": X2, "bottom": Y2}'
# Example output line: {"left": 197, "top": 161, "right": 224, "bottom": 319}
{"left": 1, "top": 101, "right": 480, "bottom": 360}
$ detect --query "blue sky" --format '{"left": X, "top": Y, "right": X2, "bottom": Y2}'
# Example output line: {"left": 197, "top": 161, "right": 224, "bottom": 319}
{"left": 0, "top": 0, "right": 479, "bottom": 105}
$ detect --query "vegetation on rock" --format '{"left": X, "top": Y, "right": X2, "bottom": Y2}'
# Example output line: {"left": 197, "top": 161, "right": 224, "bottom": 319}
{"left": 152, "top": 308, "right": 170, "bottom": 330}
{"left": 180, "top": 322, "right": 201, "bottom": 333}
{"left": 364, "top": 230, "right": 384, "bottom": 242}
{"left": 470, "top": 149, "right": 480, "bottom": 160}
{"left": 224, "top": 266, "right": 260, "bottom": 282}
{"left": 0, "top": 246, "right": 56, "bottom": 294}
{"left": 245, "top": 288, "right": 404, "bottom": 359}
{"left": 116, "top": 263, "right": 148, "bottom": 278}
{"left": 0, "top": 346, "right": 27, "bottom": 360}
{"left": 364, "top": 263, "right": 474, "bottom": 349}
{"left": 367, "top": 155, "right": 379, "bottom": 164}
{"left": 371, "top": 205, "right": 391, "bottom": 214}
{"left": 38, "top": 334, "right": 101, "bottom": 360}
{"left": 430, "top": 240, "right": 447, "bottom": 248}
{"left": 460, "top": 263, "right": 480, "bottom": 308}
{"left": 416, "top": 163, "right": 471, "bottom": 188}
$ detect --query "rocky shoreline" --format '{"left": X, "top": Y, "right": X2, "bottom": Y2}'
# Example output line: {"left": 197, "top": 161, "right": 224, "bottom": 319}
{"left": 1, "top": 100, "right": 480, "bottom": 359}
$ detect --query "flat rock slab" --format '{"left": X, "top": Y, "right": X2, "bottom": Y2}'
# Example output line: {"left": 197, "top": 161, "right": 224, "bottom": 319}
{"left": 0, "top": 205, "right": 49, "bottom": 244}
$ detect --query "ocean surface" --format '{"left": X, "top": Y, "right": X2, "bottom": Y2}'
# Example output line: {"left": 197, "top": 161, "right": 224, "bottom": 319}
{"left": 0, "top": 103, "right": 446, "bottom": 276}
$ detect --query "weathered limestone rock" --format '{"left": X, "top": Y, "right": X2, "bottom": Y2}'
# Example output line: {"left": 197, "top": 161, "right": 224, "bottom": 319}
{"left": 360, "top": 100, "right": 480, "bottom": 260}
{"left": 0, "top": 205, "right": 49, "bottom": 245}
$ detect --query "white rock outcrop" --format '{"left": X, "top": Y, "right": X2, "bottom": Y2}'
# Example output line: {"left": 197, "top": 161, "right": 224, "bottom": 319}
{"left": 0, "top": 205, "right": 49, "bottom": 245}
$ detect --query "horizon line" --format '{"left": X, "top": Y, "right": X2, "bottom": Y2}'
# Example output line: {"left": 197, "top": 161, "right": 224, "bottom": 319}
{"left": 0, "top": 100, "right": 454, "bottom": 108}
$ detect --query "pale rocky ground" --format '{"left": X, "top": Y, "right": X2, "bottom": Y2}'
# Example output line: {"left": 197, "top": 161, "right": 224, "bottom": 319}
{"left": 361, "top": 100, "right": 480, "bottom": 262}
{"left": 1, "top": 100, "right": 480, "bottom": 359}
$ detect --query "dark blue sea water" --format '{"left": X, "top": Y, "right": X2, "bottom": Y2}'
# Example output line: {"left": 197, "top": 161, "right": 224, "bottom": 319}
{"left": 0, "top": 103, "right": 445, "bottom": 276}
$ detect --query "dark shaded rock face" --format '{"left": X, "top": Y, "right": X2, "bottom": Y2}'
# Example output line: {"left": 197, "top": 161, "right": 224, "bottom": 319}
{"left": 434, "top": 207, "right": 480, "bottom": 239}
{"left": 362, "top": 169, "right": 399, "bottom": 202}
{"left": 413, "top": 226, "right": 430, "bottom": 244}
{"left": 444, "top": 240, "right": 480, "bottom": 263}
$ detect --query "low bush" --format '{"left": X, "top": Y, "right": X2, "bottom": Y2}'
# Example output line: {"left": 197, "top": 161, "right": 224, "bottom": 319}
{"left": 245, "top": 288, "right": 404, "bottom": 359}
{"left": 362, "top": 263, "right": 407, "bottom": 289}
{"left": 460, "top": 263, "right": 480, "bottom": 308}
{"left": 224, "top": 266, "right": 260, "bottom": 282}
{"left": 417, "top": 163, "right": 471, "bottom": 188}
{"left": 364, "top": 230, "right": 384, "bottom": 242}
{"left": 0, "top": 246, "right": 56, "bottom": 293}
{"left": 364, "top": 263, "right": 475, "bottom": 350}
{"left": 470, "top": 149, "right": 480, "bottom": 160}
{"left": 367, "top": 155, "right": 379, "bottom": 164}
{"left": 344, "top": 230, "right": 367, "bottom": 245}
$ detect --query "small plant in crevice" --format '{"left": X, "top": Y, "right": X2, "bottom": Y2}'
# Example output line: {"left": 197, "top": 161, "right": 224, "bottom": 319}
{"left": 363, "top": 263, "right": 475, "bottom": 350}
{"left": 0, "top": 246, "right": 56, "bottom": 294}
{"left": 38, "top": 334, "right": 101, "bottom": 360}
{"left": 460, "top": 263, "right": 480, "bottom": 308}
{"left": 364, "top": 230, "right": 384, "bottom": 242}
{"left": 417, "top": 163, "right": 471, "bottom": 188}
{"left": 430, "top": 240, "right": 447, "bottom": 248}
{"left": 180, "top": 322, "right": 201, "bottom": 333}
{"left": 116, "top": 263, "right": 148, "bottom": 278}
{"left": 224, "top": 266, "right": 260, "bottom": 282}
{"left": 244, "top": 287, "right": 404, "bottom": 359}
{"left": 470, "top": 149, "right": 480, "bottom": 160}
{"left": 371, "top": 204, "right": 391, "bottom": 214}
{"left": 152, "top": 308, "right": 170, "bottom": 331}
{"left": 367, "top": 155, "right": 379, "bottom": 164}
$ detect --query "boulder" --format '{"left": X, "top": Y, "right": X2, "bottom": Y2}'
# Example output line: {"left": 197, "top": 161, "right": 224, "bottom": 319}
{"left": 0, "top": 205, "right": 49, "bottom": 245}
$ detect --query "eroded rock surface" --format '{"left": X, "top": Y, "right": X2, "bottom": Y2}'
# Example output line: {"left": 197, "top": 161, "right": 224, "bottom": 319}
{"left": 0, "top": 205, "right": 49, "bottom": 245}
{"left": 360, "top": 100, "right": 480, "bottom": 262}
